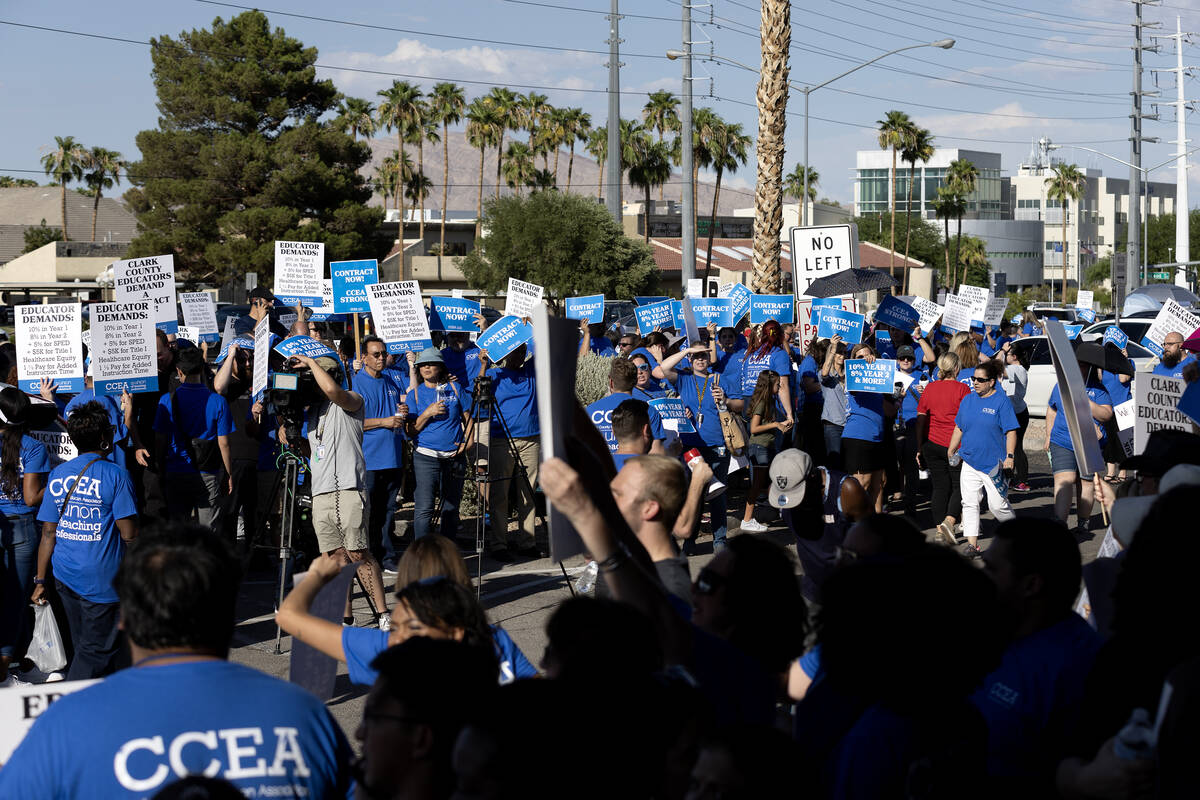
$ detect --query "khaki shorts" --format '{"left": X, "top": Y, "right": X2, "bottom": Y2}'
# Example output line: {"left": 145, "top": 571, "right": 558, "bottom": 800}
{"left": 312, "top": 490, "right": 368, "bottom": 553}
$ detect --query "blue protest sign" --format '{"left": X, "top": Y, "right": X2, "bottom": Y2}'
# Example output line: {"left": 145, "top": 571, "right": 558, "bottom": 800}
{"left": 845, "top": 358, "right": 897, "bottom": 393}
{"left": 649, "top": 397, "right": 697, "bottom": 434}
{"left": 429, "top": 297, "right": 481, "bottom": 332}
{"left": 634, "top": 296, "right": 670, "bottom": 306}
{"left": 565, "top": 294, "right": 605, "bottom": 323}
{"left": 1103, "top": 326, "right": 1128, "bottom": 349}
{"left": 725, "top": 284, "right": 752, "bottom": 322}
{"left": 875, "top": 330, "right": 895, "bottom": 358}
{"left": 634, "top": 300, "right": 675, "bottom": 335}
{"left": 1063, "top": 324, "right": 1083, "bottom": 341}
{"left": 330, "top": 259, "right": 378, "bottom": 314}
{"left": 1178, "top": 379, "right": 1200, "bottom": 428}
{"left": 749, "top": 294, "right": 796, "bottom": 325}
{"left": 273, "top": 335, "right": 339, "bottom": 361}
{"left": 816, "top": 307, "right": 865, "bottom": 344}
{"left": 874, "top": 295, "right": 920, "bottom": 331}
{"left": 478, "top": 315, "right": 534, "bottom": 362}
{"left": 689, "top": 298, "right": 734, "bottom": 329}
{"left": 216, "top": 336, "right": 256, "bottom": 364}
{"left": 1076, "top": 307, "right": 1096, "bottom": 323}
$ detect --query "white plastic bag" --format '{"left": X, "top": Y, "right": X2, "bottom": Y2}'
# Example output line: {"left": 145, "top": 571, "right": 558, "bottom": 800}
{"left": 29, "top": 603, "right": 67, "bottom": 673}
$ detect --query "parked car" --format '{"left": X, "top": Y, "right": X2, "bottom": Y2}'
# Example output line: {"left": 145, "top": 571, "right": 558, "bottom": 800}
{"left": 1010, "top": 335, "right": 1156, "bottom": 417}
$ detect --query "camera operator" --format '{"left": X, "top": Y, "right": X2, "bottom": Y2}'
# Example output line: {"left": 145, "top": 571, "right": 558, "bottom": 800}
{"left": 285, "top": 352, "right": 390, "bottom": 628}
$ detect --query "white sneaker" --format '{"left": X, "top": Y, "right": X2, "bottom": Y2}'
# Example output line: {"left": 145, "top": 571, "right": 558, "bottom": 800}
{"left": 741, "top": 519, "right": 769, "bottom": 533}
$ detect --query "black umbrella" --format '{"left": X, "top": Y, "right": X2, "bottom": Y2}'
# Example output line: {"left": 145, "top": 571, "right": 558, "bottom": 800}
{"left": 803, "top": 267, "right": 900, "bottom": 298}
{"left": 1074, "top": 340, "right": 1134, "bottom": 377}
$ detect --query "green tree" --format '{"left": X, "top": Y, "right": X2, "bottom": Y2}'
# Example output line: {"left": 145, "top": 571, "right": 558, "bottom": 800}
{"left": 876, "top": 110, "right": 913, "bottom": 278}
{"left": 123, "top": 11, "right": 381, "bottom": 284}
{"left": 899, "top": 125, "right": 934, "bottom": 293}
{"left": 1045, "top": 162, "right": 1086, "bottom": 303}
{"left": 84, "top": 146, "right": 124, "bottom": 242}
{"left": 429, "top": 82, "right": 466, "bottom": 269}
{"left": 465, "top": 99, "right": 502, "bottom": 236}
{"left": 947, "top": 158, "right": 979, "bottom": 286}
{"left": 22, "top": 218, "right": 64, "bottom": 254}
{"left": 702, "top": 119, "right": 751, "bottom": 289}
{"left": 335, "top": 96, "right": 376, "bottom": 140}
{"left": 783, "top": 163, "right": 818, "bottom": 202}
{"left": 40, "top": 135, "right": 87, "bottom": 241}
{"left": 377, "top": 80, "right": 424, "bottom": 234}
{"left": 458, "top": 192, "right": 659, "bottom": 310}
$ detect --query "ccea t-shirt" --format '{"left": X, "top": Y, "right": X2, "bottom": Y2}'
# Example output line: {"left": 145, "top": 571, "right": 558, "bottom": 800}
{"left": 586, "top": 391, "right": 666, "bottom": 453}
{"left": 65, "top": 389, "right": 129, "bottom": 468}
{"left": 955, "top": 389, "right": 1019, "bottom": 473}
{"left": 0, "top": 660, "right": 351, "bottom": 799}
{"left": 1047, "top": 382, "right": 1112, "bottom": 452}
{"left": 672, "top": 371, "right": 725, "bottom": 448}
{"left": 406, "top": 383, "right": 466, "bottom": 453}
{"left": 355, "top": 369, "right": 407, "bottom": 470}
{"left": 917, "top": 380, "right": 971, "bottom": 448}
{"left": 442, "top": 344, "right": 482, "bottom": 392}
{"left": 0, "top": 435, "right": 53, "bottom": 516}
{"left": 843, "top": 391, "right": 886, "bottom": 443}
{"left": 1152, "top": 354, "right": 1197, "bottom": 379}
{"left": 472, "top": 362, "right": 539, "bottom": 438}
{"left": 341, "top": 625, "right": 537, "bottom": 688}
{"left": 35, "top": 454, "right": 138, "bottom": 603}
{"left": 153, "top": 383, "right": 235, "bottom": 473}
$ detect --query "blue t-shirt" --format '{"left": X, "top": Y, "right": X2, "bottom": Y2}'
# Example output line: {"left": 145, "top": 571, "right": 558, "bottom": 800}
{"left": 1152, "top": 354, "right": 1196, "bottom": 379}
{"left": 153, "top": 384, "right": 235, "bottom": 473}
{"left": 955, "top": 389, "right": 1019, "bottom": 473}
{"left": 1100, "top": 370, "right": 1132, "bottom": 405}
{"left": 355, "top": 369, "right": 407, "bottom": 470}
{"left": 477, "top": 362, "right": 539, "bottom": 438}
{"left": 35, "top": 454, "right": 138, "bottom": 603}
{"left": 0, "top": 434, "right": 53, "bottom": 516}
{"left": 586, "top": 391, "right": 666, "bottom": 453}
{"left": 843, "top": 391, "right": 886, "bottom": 443}
{"left": 1047, "top": 382, "right": 1112, "bottom": 451}
{"left": 406, "top": 382, "right": 466, "bottom": 453}
{"left": 0, "top": 660, "right": 351, "bottom": 799}
{"left": 672, "top": 371, "right": 725, "bottom": 448}
{"left": 442, "top": 344, "right": 482, "bottom": 391}
{"left": 970, "top": 614, "right": 1102, "bottom": 780}
{"left": 65, "top": 389, "right": 129, "bottom": 468}
{"left": 342, "top": 625, "right": 536, "bottom": 687}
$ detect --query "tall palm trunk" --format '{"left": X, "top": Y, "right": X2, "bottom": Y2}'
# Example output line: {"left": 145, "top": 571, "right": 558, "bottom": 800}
{"left": 91, "top": 191, "right": 101, "bottom": 242}
{"left": 751, "top": 0, "right": 791, "bottom": 295}
{"left": 60, "top": 180, "right": 69, "bottom": 241}
{"left": 567, "top": 143, "right": 576, "bottom": 192}
{"left": 703, "top": 167, "right": 725, "bottom": 289}
{"left": 902, "top": 161, "right": 915, "bottom": 294}
{"left": 441, "top": 122, "right": 450, "bottom": 271}
{"left": 476, "top": 146, "right": 485, "bottom": 238}
{"left": 1061, "top": 202, "right": 1069, "bottom": 305}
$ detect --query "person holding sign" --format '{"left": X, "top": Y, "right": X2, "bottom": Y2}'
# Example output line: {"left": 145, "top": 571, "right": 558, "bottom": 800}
{"left": 1044, "top": 364, "right": 1113, "bottom": 537}
{"left": 842, "top": 342, "right": 897, "bottom": 514}
{"left": 405, "top": 348, "right": 471, "bottom": 541}
{"left": 947, "top": 360, "right": 1019, "bottom": 558}
{"left": 741, "top": 370, "right": 792, "bottom": 533}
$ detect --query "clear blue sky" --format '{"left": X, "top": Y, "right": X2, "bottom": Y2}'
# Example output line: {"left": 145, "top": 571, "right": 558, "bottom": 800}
{"left": 2, "top": 0, "right": 1199, "bottom": 209}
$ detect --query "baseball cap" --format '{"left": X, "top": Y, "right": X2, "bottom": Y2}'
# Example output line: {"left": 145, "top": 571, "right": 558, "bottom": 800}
{"left": 1120, "top": 429, "right": 1200, "bottom": 475}
{"left": 896, "top": 345, "right": 916, "bottom": 359}
{"left": 248, "top": 286, "right": 277, "bottom": 303}
{"left": 767, "top": 448, "right": 814, "bottom": 509}
{"left": 1110, "top": 463, "right": 1200, "bottom": 548}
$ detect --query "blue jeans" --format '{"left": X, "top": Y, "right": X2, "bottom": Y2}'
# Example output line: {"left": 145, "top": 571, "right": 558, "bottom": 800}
{"left": 413, "top": 453, "right": 465, "bottom": 540}
{"left": 364, "top": 467, "right": 402, "bottom": 568}
{"left": 1, "top": 513, "right": 38, "bottom": 659}
{"left": 57, "top": 580, "right": 122, "bottom": 680}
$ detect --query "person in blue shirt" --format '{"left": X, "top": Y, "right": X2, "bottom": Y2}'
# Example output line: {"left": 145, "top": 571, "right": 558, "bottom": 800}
{"left": 33, "top": 401, "right": 138, "bottom": 680}
{"left": 405, "top": 348, "right": 470, "bottom": 541}
{"left": 586, "top": 358, "right": 667, "bottom": 455}
{"left": 355, "top": 336, "right": 409, "bottom": 571}
{"left": 1151, "top": 331, "right": 1197, "bottom": 378}
{"left": 1044, "top": 363, "right": 1114, "bottom": 536}
{"left": 441, "top": 331, "right": 483, "bottom": 392}
{"left": 0, "top": 388, "right": 54, "bottom": 683}
{"left": 948, "top": 359, "right": 1019, "bottom": 558}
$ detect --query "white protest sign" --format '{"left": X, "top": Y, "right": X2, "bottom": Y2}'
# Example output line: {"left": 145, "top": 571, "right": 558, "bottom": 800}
{"left": 252, "top": 316, "right": 270, "bottom": 400}
{"left": 273, "top": 240, "right": 325, "bottom": 306}
{"left": 1113, "top": 398, "right": 1136, "bottom": 459}
{"left": 958, "top": 284, "right": 990, "bottom": 323}
{"left": 504, "top": 277, "right": 545, "bottom": 318}
{"left": 1133, "top": 373, "right": 1196, "bottom": 452}
{"left": 789, "top": 224, "right": 858, "bottom": 297}
{"left": 91, "top": 301, "right": 158, "bottom": 396}
{"left": 1141, "top": 298, "right": 1200, "bottom": 358}
{"left": 1075, "top": 290, "right": 1094, "bottom": 310}
{"left": 940, "top": 293, "right": 975, "bottom": 333}
{"left": 15, "top": 303, "right": 84, "bottom": 394}
{"left": 113, "top": 254, "right": 178, "bottom": 333}
{"left": 366, "top": 281, "right": 434, "bottom": 354}
{"left": 29, "top": 427, "right": 77, "bottom": 465}
{"left": 912, "top": 297, "right": 943, "bottom": 335}
{"left": 983, "top": 297, "right": 1010, "bottom": 327}
{"left": 179, "top": 292, "right": 220, "bottom": 342}
{"left": 0, "top": 678, "right": 99, "bottom": 765}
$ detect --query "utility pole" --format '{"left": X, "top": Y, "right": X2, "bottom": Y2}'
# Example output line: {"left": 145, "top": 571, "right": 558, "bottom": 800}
{"left": 1129, "top": 0, "right": 1161, "bottom": 290}
{"left": 680, "top": 1, "right": 695, "bottom": 293}
{"left": 605, "top": 0, "right": 623, "bottom": 224}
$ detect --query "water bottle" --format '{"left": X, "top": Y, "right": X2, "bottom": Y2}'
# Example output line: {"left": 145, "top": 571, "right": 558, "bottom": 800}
{"left": 574, "top": 560, "right": 599, "bottom": 594}
{"left": 1112, "top": 708, "right": 1156, "bottom": 761}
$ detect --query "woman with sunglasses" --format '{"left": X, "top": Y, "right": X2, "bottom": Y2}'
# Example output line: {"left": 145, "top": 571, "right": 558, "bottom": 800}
{"left": 947, "top": 360, "right": 1019, "bottom": 558}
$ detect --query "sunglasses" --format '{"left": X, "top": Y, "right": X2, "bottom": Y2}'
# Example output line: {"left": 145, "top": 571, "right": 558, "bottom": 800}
{"left": 694, "top": 567, "right": 726, "bottom": 595}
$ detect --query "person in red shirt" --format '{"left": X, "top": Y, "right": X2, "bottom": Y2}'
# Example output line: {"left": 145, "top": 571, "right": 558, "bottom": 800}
{"left": 916, "top": 352, "right": 971, "bottom": 547}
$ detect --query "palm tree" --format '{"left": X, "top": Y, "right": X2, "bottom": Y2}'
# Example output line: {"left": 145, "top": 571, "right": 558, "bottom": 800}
{"left": 484, "top": 87, "right": 520, "bottom": 198}
{"left": 947, "top": 158, "right": 979, "bottom": 286}
{"left": 377, "top": 81, "right": 424, "bottom": 235}
{"left": 429, "top": 82, "right": 466, "bottom": 269}
{"left": 83, "top": 146, "right": 123, "bottom": 242}
{"left": 501, "top": 141, "right": 536, "bottom": 196}
{"left": 40, "top": 136, "right": 86, "bottom": 240}
{"left": 406, "top": 107, "right": 439, "bottom": 243}
{"left": 465, "top": 100, "right": 502, "bottom": 236}
{"left": 751, "top": 0, "right": 792, "bottom": 295}
{"left": 900, "top": 125, "right": 934, "bottom": 294}
{"left": 336, "top": 97, "right": 376, "bottom": 140}
{"left": 627, "top": 139, "right": 673, "bottom": 243}
{"left": 932, "top": 186, "right": 964, "bottom": 286}
{"left": 702, "top": 120, "right": 752, "bottom": 288}
{"left": 642, "top": 91, "right": 680, "bottom": 200}
{"left": 782, "top": 163, "right": 819, "bottom": 202}
{"left": 563, "top": 108, "right": 591, "bottom": 193}
{"left": 876, "top": 110, "right": 913, "bottom": 280}
{"left": 1045, "top": 162, "right": 1088, "bottom": 304}
{"left": 585, "top": 127, "right": 608, "bottom": 200}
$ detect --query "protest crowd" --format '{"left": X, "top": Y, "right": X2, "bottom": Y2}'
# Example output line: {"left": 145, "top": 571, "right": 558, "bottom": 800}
{"left": 2, "top": 259, "right": 1200, "bottom": 800}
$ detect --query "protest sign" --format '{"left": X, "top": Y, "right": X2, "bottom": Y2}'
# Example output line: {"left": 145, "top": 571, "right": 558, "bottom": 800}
{"left": 429, "top": 296, "right": 481, "bottom": 332}
{"left": 252, "top": 316, "right": 270, "bottom": 401}
{"left": 1045, "top": 319, "right": 1104, "bottom": 477}
{"left": 1141, "top": 298, "right": 1200, "bottom": 357}
{"left": 958, "top": 284, "right": 990, "bottom": 323}
{"left": 1103, "top": 326, "right": 1128, "bottom": 349}
{"left": 984, "top": 297, "right": 1009, "bottom": 327}
{"left": 912, "top": 297, "right": 944, "bottom": 335}
{"left": 1113, "top": 399, "right": 1136, "bottom": 459}
{"left": 179, "top": 292, "right": 220, "bottom": 342}
{"left": 650, "top": 397, "right": 697, "bottom": 434}
{"left": 1133, "top": 373, "right": 1196, "bottom": 452}
{"left": 789, "top": 223, "right": 858, "bottom": 297}
{"left": 688, "top": 297, "right": 734, "bottom": 329}
{"left": 845, "top": 358, "right": 897, "bottom": 393}
{"left": 873, "top": 295, "right": 919, "bottom": 332}
{"left": 0, "top": 677, "right": 98, "bottom": 764}
{"left": 634, "top": 299, "right": 676, "bottom": 334}
{"left": 1064, "top": 324, "right": 1083, "bottom": 340}
{"left": 330, "top": 259, "right": 377, "bottom": 314}
{"left": 720, "top": 283, "right": 752, "bottom": 322}
{"left": 113, "top": 254, "right": 177, "bottom": 333}
{"left": 29, "top": 426, "right": 76, "bottom": 466}
{"left": 565, "top": 294, "right": 605, "bottom": 323}
{"left": 749, "top": 294, "right": 796, "bottom": 325}
{"left": 273, "top": 240, "right": 325, "bottom": 306}
{"left": 531, "top": 307, "right": 585, "bottom": 562}
{"left": 503, "top": 277, "right": 544, "bottom": 318}
{"left": 366, "top": 281, "right": 434, "bottom": 354}
{"left": 874, "top": 329, "right": 895, "bottom": 358}
{"left": 634, "top": 296, "right": 669, "bottom": 306}
{"left": 91, "top": 301, "right": 158, "bottom": 396}
{"left": 1075, "top": 290, "right": 1094, "bottom": 310}
{"left": 1076, "top": 308, "right": 1096, "bottom": 323}
{"left": 940, "top": 293, "right": 974, "bottom": 333}
{"left": 478, "top": 315, "right": 534, "bottom": 362}
{"left": 15, "top": 303, "right": 84, "bottom": 394}
{"left": 816, "top": 307, "right": 865, "bottom": 344}
{"left": 273, "top": 335, "right": 339, "bottom": 361}
{"left": 309, "top": 279, "right": 339, "bottom": 323}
